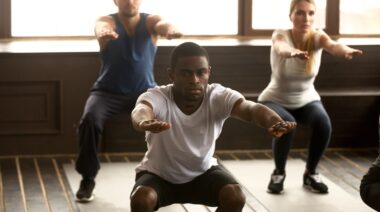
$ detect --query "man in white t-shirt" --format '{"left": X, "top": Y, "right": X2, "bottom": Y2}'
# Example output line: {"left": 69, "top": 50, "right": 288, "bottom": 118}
{"left": 360, "top": 114, "right": 380, "bottom": 211}
{"left": 129, "top": 42, "right": 296, "bottom": 212}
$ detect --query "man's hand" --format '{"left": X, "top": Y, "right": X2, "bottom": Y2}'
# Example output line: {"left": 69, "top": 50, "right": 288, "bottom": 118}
{"left": 165, "top": 30, "right": 183, "bottom": 40}
{"left": 267, "top": 121, "right": 296, "bottom": 138}
{"left": 138, "top": 119, "right": 171, "bottom": 133}
{"left": 97, "top": 28, "right": 119, "bottom": 41}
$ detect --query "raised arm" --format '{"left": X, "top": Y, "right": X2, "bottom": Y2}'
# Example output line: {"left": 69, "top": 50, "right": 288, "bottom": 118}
{"left": 146, "top": 15, "right": 183, "bottom": 40}
{"left": 273, "top": 33, "right": 309, "bottom": 60}
{"left": 131, "top": 101, "right": 171, "bottom": 133}
{"left": 94, "top": 16, "right": 119, "bottom": 50}
{"left": 319, "top": 32, "right": 363, "bottom": 60}
{"left": 230, "top": 99, "right": 296, "bottom": 138}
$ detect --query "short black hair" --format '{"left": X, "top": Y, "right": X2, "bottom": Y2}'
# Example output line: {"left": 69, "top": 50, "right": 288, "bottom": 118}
{"left": 170, "top": 42, "right": 210, "bottom": 68}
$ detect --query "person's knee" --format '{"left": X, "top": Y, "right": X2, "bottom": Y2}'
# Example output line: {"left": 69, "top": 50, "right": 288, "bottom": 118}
{"left": 311, "top": 114, "right": 331, "bottom": 139}
{"left": 130, "top": 186, "right": 157, "bottom": 211}
{"left": 281, "top": 113, "right": 296, "bottom": 123}
{"left": 360, "top": 182, "right": 369, "bottom": 202}
{"left": 218, "top": 184, "right": 246, "bottom": 210}
{"left": 312, "top": 107, "right": 331, "bottom": 129}
{"left": 360, "top": 184, "right": 380, "bottom": 211}
{"left": 79, "top": 112, "right": 103, "bottom": 130}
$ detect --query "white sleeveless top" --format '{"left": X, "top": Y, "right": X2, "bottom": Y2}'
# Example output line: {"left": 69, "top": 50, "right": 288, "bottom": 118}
{"left": 258, "top": 29, "right": 325, "bottom": 109}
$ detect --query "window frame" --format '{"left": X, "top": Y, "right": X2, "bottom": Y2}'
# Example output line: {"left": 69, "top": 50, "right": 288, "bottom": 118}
{"left": 1, "top": 0, "right": 379, "bottom": 39}
{"left": 0, "top": 0, "right": 11, "bottom": 39}
{"left": 243, "top": 0, "right": 339, "bottom": 36}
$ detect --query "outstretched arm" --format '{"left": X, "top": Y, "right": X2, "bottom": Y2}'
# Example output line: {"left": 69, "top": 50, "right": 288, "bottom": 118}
{"left": 131, "top": 101, "right": 171, "bottom": 133}
{"left": 319, "top": 33, "right": 363, "bottom": 60}
{"left": 146, "top": 15, "right": 183, "bottom": 40}
{"left": 94, "top": 16, "right": 119, "bottom": 50}
{"left": 273, "top": 33, "right": 309, "bottom": 60}
{"left": 230, "top": 99, "right": 296, "bottom": 138}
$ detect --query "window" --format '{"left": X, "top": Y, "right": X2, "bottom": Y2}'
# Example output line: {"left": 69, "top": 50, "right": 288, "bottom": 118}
{"left": 251, "top": 0, "right": 326, "bottom": 30}
{"left": 11, "top": 0, "right": 237, "bottom": 37}
{"left": 339, "top": 0, "right": 380, "bottom": 34}
{"left": 2, "top": 0, "right": 379, "bottom": 39}
{"left": 245, "top": 0, "right": 327, "bottom": 35}
{"left": 11, "top": 0, "right": 116, "bottom": 37}
{"left": 141, "top": 0, "right": 238, "bottom": 35}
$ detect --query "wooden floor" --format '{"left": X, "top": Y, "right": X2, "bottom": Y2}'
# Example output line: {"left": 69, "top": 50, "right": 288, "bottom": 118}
{"left": 0, "top": 148, "right": 378, "bottom": 212}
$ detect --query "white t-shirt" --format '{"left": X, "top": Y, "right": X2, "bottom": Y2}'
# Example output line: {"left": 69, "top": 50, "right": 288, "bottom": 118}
{"left": 258, "top": 29, "right": 325, "bottom": 109}
{"left": 135, "top": 83, "right": 244, "bottom": 183}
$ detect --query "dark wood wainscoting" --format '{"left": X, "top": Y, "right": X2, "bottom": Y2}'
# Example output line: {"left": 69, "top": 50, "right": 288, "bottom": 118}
{"left": 0, "top": 44, "right": 379, "bottom": 154}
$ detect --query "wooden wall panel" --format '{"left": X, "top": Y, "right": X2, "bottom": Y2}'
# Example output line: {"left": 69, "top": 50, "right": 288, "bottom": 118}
{"left": 0, "top": 81, "right": 61, "bottom": 135}
{"left": 0, "top": 44, "right": 379, "bottom": 154}
{"left": 0, "top": 53, "right": 99, "bottom": 155}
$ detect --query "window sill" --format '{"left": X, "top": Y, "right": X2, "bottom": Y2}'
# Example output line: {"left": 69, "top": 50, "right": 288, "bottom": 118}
{"left": 0, "top": 37, "right": 380, "bottom": 53}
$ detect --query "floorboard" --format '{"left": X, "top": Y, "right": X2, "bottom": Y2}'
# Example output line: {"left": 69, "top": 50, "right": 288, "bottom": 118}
{"left": 0, "top": 148, "right": 377, "bottom": 212}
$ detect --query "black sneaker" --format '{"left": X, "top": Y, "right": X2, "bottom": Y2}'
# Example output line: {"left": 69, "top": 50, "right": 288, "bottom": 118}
{"left": 76, "top": 179, "right": 95, "bottom": 202}
{"left": 303, "top": 173, "right": 328, "bottom": 194}
{"left": 267, "top": 171, "right": 286, "bottom": 194}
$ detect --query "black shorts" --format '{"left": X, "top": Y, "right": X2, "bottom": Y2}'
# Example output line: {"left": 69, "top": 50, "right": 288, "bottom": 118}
{"left": 132, "top": 165, "right": 239, "bottom": 209}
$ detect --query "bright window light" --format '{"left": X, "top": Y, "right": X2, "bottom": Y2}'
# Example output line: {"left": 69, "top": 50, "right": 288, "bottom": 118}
{"left": 251, "top": 0, "right": 326, "bottom": 30}
{"left": 11, "top": 0, "right": 237, "bottom": 37}
{"left": 11, "top": 0, "right": 116, "bottom": 37}
{"left": 340, "top": 0, "right": 380, "bottom": 34}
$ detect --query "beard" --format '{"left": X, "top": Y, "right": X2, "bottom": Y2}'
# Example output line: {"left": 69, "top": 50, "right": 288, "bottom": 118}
{"left": 121, "top": 8, "right": 138, "bottom": 18}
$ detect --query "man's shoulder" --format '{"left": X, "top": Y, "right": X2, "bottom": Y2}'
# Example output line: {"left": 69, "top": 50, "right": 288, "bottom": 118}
{"left": 208, "top": 83, "right": 224, "bottom": 90}
{"left": 146, "top": 84, "right": 172, "bottom": 96}
{"left": 208, "top": 83, "right": 235, "bottom": 93}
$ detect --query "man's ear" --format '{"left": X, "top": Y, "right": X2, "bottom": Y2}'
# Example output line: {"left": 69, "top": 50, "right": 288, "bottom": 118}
{"left": 167, "top": 68, "right": 174, "bottom": 82}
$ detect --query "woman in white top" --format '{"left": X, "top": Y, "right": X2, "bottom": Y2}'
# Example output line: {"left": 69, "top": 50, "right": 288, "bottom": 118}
{"left": 258, "top": 0, "right": 363, "bottom": 194}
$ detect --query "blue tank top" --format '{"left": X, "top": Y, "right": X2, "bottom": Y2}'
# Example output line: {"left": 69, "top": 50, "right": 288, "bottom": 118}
{"left": 92, "top": 13, "right": 157, "bottom": 96}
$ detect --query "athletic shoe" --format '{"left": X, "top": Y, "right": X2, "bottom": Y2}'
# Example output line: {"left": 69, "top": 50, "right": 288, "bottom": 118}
{"left": 303, "top": 173, "right": 328, "bottom": 194}
{"left": 267, "top": 170, "right": 286, "bottom": 194}
{"left": 76, "top": 179, "right": 95, "bottom": 202}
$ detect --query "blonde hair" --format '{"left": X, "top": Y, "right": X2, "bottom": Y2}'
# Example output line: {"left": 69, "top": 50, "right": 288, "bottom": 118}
{"left": 305, "top": 31, "right": 314, "bottom": 74}
{"left": 289, "top": 0, "right": 316, "bottom": 15}
{"left": 290, "top": 0, "right": 316, "bottom": 74}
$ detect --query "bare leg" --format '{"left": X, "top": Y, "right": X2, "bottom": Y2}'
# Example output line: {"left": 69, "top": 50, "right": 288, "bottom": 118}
{"left": 130, "top": 186, "right": 157, "bottom": 212}
{"left": 216, "top": 184, "right": 245, "bottom": 212}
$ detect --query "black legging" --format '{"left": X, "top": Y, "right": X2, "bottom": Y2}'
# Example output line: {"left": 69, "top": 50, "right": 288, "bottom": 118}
{"left": 261, "top": 101, "right": 332, "bottom": 174}
{"left": 75, "top": 91, "right": 139, "bottom": 179}
{"left": 360, "top": 164, "right": 380, "bottom": 211}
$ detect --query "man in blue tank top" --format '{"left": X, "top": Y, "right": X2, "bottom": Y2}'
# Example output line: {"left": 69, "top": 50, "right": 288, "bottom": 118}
{"left": 75, "top": 0, "right": 182, "bottom": 202}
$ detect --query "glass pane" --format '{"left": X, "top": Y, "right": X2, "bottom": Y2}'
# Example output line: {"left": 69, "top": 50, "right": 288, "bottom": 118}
{"left": 11, "top": 0, "right": 116, "bottom": 37}
{"left": 340, "top": 0, "right": 380, "bottom": 34}
{"left": 141, "top": 0, "right": 237, "bottom": 35}
{"left": 251, "top": 0, "right": 326, "bottom": 30}
{"left": 11, "top": 0, "right": 237, "bottom": 37}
